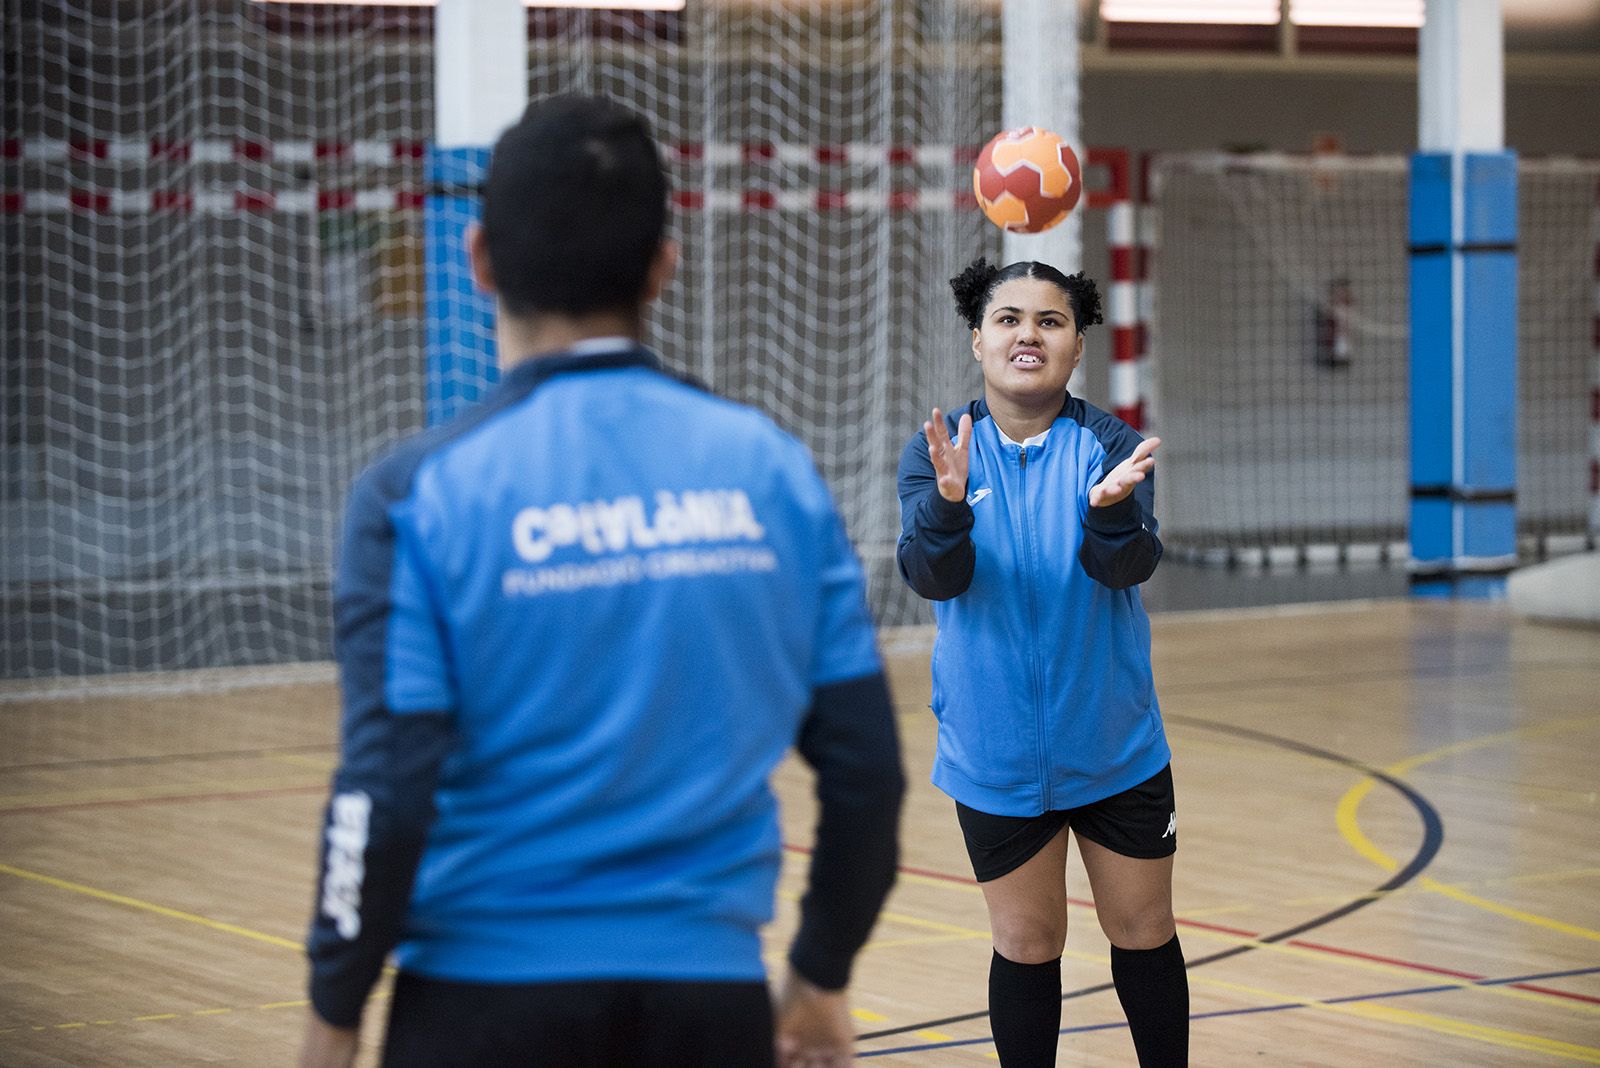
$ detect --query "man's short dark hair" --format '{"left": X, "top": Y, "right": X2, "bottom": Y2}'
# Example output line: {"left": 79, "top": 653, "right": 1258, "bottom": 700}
{"left": 481, "top": 94, "right": 668, "bottom": 319}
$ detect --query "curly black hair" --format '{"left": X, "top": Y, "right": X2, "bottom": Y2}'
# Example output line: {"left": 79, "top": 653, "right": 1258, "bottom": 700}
{"left": 949, "top": 257, "right": 1104, "bottom": 333}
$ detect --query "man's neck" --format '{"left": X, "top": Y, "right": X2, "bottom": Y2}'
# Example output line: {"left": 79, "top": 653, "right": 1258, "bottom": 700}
{"left": 984, "top": 389, "right": 1064, "bottom": 444}
{"left": 496, "top": 309, "right": 642, "bottom": 372}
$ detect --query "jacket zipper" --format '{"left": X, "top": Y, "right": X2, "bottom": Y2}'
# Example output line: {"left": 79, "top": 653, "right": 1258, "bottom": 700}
{"left": 1019, "top": 448, "right": 1051, "bottom": 810}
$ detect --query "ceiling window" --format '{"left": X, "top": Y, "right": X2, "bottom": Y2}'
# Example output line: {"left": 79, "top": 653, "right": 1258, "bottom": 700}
{"left": 1101, "top": 0, "right": 1427, "bottom": 53}
{"left": 1099, "top": 1, "right": 1280, "bottom": 23}
{"left": 1290, "top": 1, "right": 1425, "bottom": 27}
{"left": 250, "top": 0, "right": 686, "bottom": 8}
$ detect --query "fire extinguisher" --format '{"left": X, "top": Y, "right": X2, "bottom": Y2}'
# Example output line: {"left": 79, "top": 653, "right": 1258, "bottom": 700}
{"left": 1316, "top": 277, "right": 1353, "bottom": 369}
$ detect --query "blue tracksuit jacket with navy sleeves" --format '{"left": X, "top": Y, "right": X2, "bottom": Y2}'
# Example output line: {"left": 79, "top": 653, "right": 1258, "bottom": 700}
{"left": 897, "top": 394, "right": 1169, "bottom": 817}
{"left": 307, "top": 345, "right": 903, "bottom": 1028}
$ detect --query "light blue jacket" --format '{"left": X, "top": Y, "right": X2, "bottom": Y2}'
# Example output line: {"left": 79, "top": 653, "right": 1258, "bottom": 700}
{"left": 897, "top": 394, "right": 1169, "bottom": 816}
{"left": 307, "top": 347, "right": 900, "bottom": 1026}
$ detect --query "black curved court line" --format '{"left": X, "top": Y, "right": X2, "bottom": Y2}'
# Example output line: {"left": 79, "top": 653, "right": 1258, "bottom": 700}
{"left": 855, "top": 715, "right": 1445, "bottom": 1043}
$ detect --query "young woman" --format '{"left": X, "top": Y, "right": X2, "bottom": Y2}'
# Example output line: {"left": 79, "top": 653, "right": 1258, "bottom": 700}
{"left": 897, "top": 258, "right": 1187, "bottom": 1067}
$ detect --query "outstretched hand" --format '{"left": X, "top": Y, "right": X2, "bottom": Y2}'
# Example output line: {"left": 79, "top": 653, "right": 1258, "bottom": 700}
{"left": 1089, "top": 436, "right": 1161, "bottom": 509}
{"left": 925, "top": 408, "right": 974, "bottom": 504}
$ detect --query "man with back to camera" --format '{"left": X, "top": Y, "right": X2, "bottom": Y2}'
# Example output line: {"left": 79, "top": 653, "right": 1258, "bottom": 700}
{"left": 298, "top": 94, "right": 905, "bottom": 1068}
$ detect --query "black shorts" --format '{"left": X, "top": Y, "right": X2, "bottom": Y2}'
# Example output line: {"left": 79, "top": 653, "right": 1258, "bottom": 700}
{"left": 956, "top": 765, "right": 1177, "bottom": 882}
{"left": 381, "top": 971, "right": 775, "bottom": 1068}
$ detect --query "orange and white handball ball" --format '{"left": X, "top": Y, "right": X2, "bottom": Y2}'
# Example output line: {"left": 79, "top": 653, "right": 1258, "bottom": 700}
{"left": 972, "top": 127, "right": 1083, "bottom": 234}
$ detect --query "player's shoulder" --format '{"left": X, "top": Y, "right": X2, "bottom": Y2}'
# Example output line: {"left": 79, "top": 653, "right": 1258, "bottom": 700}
{"left": 1059, "top": 394, "right": 1143, "bottom": 455}
{"left": 349, "top": 401, "right": 507, "bottom": 515}
{"left": 665, "top": 374, "right": 818, "bottom": 466}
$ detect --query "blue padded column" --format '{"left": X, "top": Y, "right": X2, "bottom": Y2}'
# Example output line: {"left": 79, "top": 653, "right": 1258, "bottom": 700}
{"left": 424, "top": 145, "right": 495, "bottom": 426}
{"left": 1408, "top": 151, "right": 1518, "bottom": 597}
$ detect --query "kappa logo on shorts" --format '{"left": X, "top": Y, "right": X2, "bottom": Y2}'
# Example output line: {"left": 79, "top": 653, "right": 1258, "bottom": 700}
{"left": 1161, "top": 811, "right": 1176, "bottom": 839}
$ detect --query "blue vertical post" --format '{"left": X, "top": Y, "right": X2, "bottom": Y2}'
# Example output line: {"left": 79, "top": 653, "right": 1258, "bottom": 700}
{"left": 425, "top": 146, "right": 495, "bottom": 424}
{"left": 1411, "top": 0, "right": 1516, "bottom": 597}
{"left": 426, "top": 0, "right": 526, "bottom": 427}
{"left": 1408, "top": 153, "right": 1518, "bottom": 596}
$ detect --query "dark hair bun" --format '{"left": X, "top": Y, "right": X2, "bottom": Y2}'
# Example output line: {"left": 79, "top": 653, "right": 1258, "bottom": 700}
{"left": 950, "top": 257, "right": 1001, "bottom": 329}
{"left": 1064, "top": 269, "right": 1105, "bottom": 330}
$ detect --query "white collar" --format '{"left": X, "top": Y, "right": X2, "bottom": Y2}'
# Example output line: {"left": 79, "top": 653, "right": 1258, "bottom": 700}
{"left": 566, "top": 335, "right": 637, "bottom": 356}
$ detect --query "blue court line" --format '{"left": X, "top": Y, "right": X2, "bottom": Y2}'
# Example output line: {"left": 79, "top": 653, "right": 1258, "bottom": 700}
{"left": 856, "top": 964, "right": 1600, "bottom": 1057}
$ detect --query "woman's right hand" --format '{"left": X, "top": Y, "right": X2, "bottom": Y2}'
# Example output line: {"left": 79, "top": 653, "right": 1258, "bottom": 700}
{"left": 925, "top": 408, "right": 973, "bottom": 504}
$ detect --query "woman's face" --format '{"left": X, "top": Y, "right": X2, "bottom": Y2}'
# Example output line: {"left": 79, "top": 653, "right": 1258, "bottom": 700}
{"left": 971, "top": 276, "right": 1083, "bottom": 406}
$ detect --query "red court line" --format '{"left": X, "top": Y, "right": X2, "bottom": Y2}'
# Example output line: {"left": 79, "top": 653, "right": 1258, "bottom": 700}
{"left": 783, "top": 844, "right": 1600, "bottom": 1006}
{"left": 1286, "top": 939, "right": 1600, "bottom": 1006}
{"left": 785, "top": 844, "right": 1266, "bottom": 939}
{"left": 13, "top": 792, "right": 1597, "bottom": 1006}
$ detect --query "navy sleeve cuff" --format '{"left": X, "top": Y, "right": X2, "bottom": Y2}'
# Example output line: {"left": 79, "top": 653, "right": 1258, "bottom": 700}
{"left": 922, "top": 490, "right": 973, "bottom": 530}
{"left": 788, "top": 939, "right": 851, "bottom": 992}
{"left": 309, "top": 970, "right": 375, "bottom": 1030}
{"left": 1084, "top": 492, "right": 1142, "bottom": 534}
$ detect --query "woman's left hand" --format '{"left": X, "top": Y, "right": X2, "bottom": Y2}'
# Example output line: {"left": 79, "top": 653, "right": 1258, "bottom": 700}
{"left": 1089, "top": 437, "right": 1161, "bottom": 509}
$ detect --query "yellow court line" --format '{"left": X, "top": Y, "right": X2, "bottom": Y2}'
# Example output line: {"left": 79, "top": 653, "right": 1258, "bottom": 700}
{"left": 0, "top": 863, "right": 303, "bottom": 951}
{"left": 1177, "top": 865, "right": 1600, "bottom": 920}
{"left": 861, "top": 908, "right": 1118, "bottom": 971}
{"left": 1200, "top": 974, "right": 1600, "bottom": 1064}
{"left": 893, "top": 867, "right": 1115, "bottom": 906}
{"left": 895, "top": 870, "right": 983, "bottom": 896}
{"left": 267, "top": 753, "right": 337, "bottom": 773}
{"left": 1400, "top": 768, "right": 1600, "bottom": 804}
{"left": 876, "top": 909, "right": 991, "bottom": 939}
{"left": 0, "top": 862, "right": 389, "bottom": 1037}
{"left": 1334, "top": 716, "right": 1600, "bottom": 943}
{"left": 874, "top": 886, "right": 1599, "bottom": 1017}
{"left": 863, "top": 932, "right": 988, "bottom": 952}
{"left": 842, "top": 934, "right": 1600, "bottom": 1064}
{"left": 858, "top": 865, "right": 1598, "bottom": 1016}
{"left": 1176, "top": 921, "right": 1600, "bottom": 1017}
{"left": 807, "top": 893, "right": 1599, "bottom": 1056}
{"left": 0, "top": 774, "right": 324, "bottom": 811}
{"left": 1, "top": 994, "right": 382, "bottom": 1039}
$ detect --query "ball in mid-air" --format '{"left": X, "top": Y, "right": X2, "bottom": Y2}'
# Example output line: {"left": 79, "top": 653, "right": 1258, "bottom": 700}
{"left": 972, "top": 127, "right": 1082, "bottom": 234}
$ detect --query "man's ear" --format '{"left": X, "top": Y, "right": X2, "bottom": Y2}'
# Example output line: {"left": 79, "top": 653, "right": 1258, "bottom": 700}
{"left": 642, "top": 239, "right": 680, "bottom": 304}
{"left": 972, "top": 327, "right": 982, "bottom": 361}
{"left": 466, "top": 223, "right": 497, "bottom": 296}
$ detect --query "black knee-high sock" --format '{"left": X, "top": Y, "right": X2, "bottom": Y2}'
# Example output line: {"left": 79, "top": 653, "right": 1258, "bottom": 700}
{"left": 988, "top": 950, "right": 1062, "bottom": 1067}
{"left": 1110, "top": 934, "right": 1189, "bottom": 1067}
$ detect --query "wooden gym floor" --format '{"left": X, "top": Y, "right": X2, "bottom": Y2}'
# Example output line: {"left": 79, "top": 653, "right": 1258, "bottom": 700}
{"left": 1, "top": 598, "right": 1597, "bottom": 1066}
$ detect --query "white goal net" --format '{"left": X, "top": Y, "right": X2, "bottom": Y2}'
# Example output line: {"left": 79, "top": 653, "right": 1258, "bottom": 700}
{"left": 8, "top": 0, "right": 1113, "bottom": 688}
{"left": 1148, "top": 152, "right": 1599, "bottom": 565}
